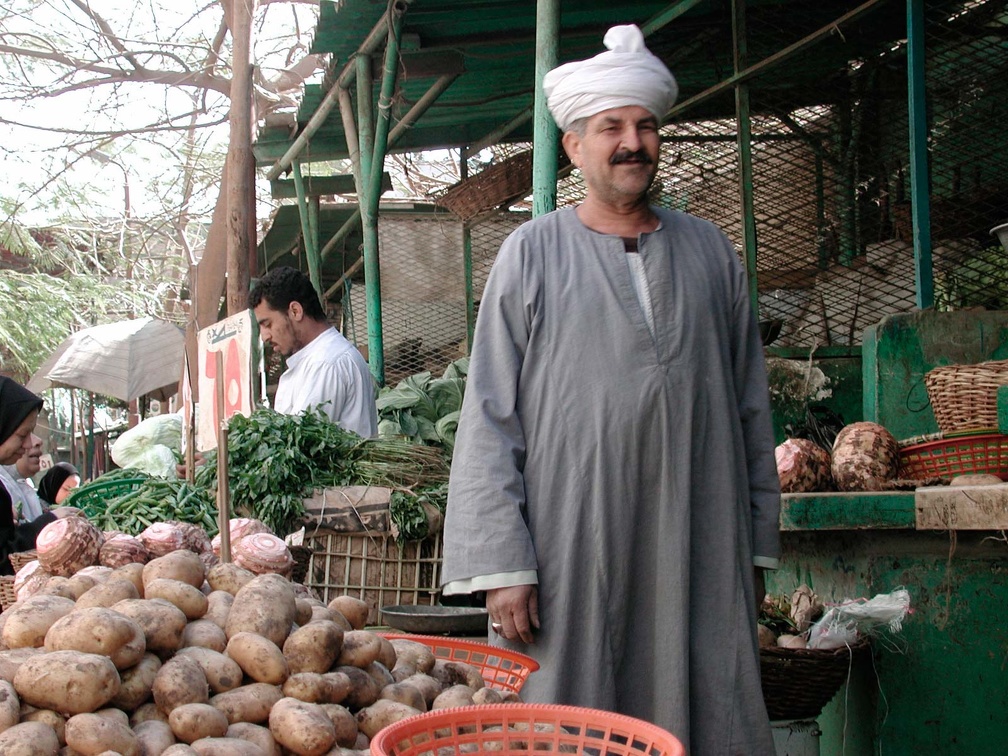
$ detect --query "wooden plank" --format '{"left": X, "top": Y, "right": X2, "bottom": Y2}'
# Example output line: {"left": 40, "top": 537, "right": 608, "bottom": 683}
{"left": 779, "top": 492, "right": 916, "bottom": 531}
{"left": 915, "top": 484, "right": 1008, "bottom": 530}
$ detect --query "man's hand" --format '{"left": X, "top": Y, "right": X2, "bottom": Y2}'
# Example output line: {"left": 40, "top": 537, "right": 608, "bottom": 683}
{"left": 487, "top": 584, "right": 540, "bottom": 644}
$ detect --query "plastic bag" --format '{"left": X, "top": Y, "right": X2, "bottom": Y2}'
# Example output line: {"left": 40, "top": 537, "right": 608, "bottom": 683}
{"left": 807, "top": 588, "right": 911, "bottom": 650}
{"left": 111, "top": 413, "right": 182, "bottom": 478}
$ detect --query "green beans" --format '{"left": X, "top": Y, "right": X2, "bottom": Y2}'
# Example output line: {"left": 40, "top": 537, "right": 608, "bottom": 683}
{"left": 78, "top": 473, "right": 218, "bottom": 537}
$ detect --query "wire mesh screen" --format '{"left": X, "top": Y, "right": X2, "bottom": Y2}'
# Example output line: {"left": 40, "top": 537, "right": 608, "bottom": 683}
{"left": 358, "top": 0, "right": 1008, "bottom": 370}
{"left": 925, "top": 1, "right": 1008, "bottom": 310}
{"left": 346, "top": 211, "right": 526, "bottom": 385}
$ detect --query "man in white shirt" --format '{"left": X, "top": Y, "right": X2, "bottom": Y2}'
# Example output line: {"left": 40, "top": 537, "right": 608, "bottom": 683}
{"left": 249, "top": 266, "right": 378, "bottom": 438}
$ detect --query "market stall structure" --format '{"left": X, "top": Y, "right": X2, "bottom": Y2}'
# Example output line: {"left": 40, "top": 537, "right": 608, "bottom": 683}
{"left": 243, "top": 1, "right": 1008, "bottom": 754}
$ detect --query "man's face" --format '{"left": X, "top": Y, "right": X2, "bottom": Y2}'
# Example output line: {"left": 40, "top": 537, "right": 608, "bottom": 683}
{"left": 254, "top": 301, "right": 304, "bottom": 358}
{"left": 16, "top": 434, "right": 42, "bottom": 477}
{"left": 563, "top": 105, "right": 661, "bottom": 205}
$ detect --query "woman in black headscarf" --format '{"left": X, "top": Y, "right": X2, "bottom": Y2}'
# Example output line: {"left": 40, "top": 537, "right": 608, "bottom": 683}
{"left": 0, "top": 377, "right": 66, "bottom": 574}
{"left": 37, "top": 462, "right": 81, "bottom": 507}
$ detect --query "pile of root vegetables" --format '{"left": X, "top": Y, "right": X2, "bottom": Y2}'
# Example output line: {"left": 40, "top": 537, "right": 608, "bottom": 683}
{"left": 0, "top": 547, "right": 517, "bottom": 756}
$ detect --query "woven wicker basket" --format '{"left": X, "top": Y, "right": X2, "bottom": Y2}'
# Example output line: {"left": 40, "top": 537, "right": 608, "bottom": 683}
{"left": 8, "top": 550, "right": 38, "bottom": 573}
{"left": 924, "top": 360, "right": 1008, "bottom": 435}
{"left": 761, "top": 640, "right": 870, "bottom": 721}
{"left": 435, "top": 151, "right": 534, "bottom": 221}
{"left": 0, "top": 576, "right": 18, "bottom": 611}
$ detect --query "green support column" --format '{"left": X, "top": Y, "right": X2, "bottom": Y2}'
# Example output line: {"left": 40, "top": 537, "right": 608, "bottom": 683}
{"left": 732, "top": 0, "right": 759, "bottom": 318}
{"left": 460, "top": 147, "right": 475, "bottom": 351}
{"left": 291, "top": 161, "right": 322, "bottom": 300}
{"left": 532, "top": 0, "right": 559, "bottom": 217}
{"left": 358, "top": 15, "right": 404, "bottom": 386}
{"left": 907, "top": 0, "right": 934, "bottom": 309}
{"left": 356, "top": 56, "right": 374, "bottom": 197}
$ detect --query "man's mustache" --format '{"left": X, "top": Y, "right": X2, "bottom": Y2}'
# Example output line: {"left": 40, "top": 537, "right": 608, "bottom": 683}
{"left": 610, "top": 149, "right": 653, "bottom": 165}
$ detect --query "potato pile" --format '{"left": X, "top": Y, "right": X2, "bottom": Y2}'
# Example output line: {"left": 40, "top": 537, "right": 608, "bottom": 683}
{"left": 0, "top": 549, "right": 517, "bottom": 756}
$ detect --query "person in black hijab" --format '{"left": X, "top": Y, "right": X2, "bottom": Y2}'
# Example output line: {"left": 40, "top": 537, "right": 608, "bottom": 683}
{"left": 37, "top": 462, "right": 81, "bottom": 507}
{"left": 0, "top": 377, "right": 63, "bottom": 574}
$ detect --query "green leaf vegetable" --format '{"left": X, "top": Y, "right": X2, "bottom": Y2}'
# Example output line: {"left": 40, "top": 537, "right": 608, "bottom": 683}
{"left": 376, "top": 357, "right": 468, "bottom": 459}
{"left": 195, "top": 406, "right": 450, "bottom": 540}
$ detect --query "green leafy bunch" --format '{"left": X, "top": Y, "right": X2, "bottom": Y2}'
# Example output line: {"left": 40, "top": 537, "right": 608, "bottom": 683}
{"left": 377, "top": 357, "right": 468, "bottom": 459}
{"left": 195, "top": 406, "right": 361, "bottom": 536}
{"left": 389, "top": 482, "right": 448, "bottom": 542}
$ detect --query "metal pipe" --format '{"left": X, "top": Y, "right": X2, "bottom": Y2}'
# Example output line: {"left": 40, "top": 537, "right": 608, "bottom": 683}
{"left": 460, "top": 147, "right": 475, "bottom": 351}
{"left": 321, "top": 209, "right": 363, "bottom": 263}
{"left": 532, "top": 0, "right": 560, "bottom": 217}
{"left": 339, "top": 86, "right": 362, "bottom": 193}
{"left": 667, "top": 0, "right": 885, "bottom": 119}
{"left": 388, "top": 73, "right": 460, "bottom": 146}
{"left": 325, "top": 255, "right": 366, "bottom": 300}
{"left": 360, "top": 12, "right": 405, "bottom": 386}
{"left": 732, "top": 0, "right": 759, "bottom": 318}
{"left": 357, "top": 55, "right": 375, "bottom": 192}
{"left": 291, "top": 161, "right": 322, "bottom": 298}
{"left": 641, "top": 0, "right": 707, "bottom": 36}
{"left": 468, "top": 110, "right": 534, "bottom": 156}
{"left": 907, "top": 0, "right": 933, "bottom": 309}
{"left": 265, "top": 0, "right": 411, "bottom": 181}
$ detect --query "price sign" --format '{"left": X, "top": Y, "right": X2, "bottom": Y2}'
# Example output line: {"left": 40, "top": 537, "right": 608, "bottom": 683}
{"left": 197, "top": 311, "right": 254, "bottom": 451}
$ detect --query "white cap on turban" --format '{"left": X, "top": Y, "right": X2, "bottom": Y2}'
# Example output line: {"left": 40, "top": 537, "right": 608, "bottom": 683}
{"left": 543, "top": 25, "right": 678, "bottom": 132}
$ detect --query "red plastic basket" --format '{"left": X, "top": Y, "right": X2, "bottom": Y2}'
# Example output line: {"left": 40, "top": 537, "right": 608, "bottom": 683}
{"left": 898, "top": 433, "right": 1008, "bottom": 480}
{"left": 379, "top": 633, "right": 539, "bottom": 695}
{"left": 370, "top": 703, "right": 686, "bottom": 756}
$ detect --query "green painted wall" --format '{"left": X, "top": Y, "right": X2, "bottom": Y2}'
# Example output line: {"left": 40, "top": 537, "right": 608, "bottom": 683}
{"left": 766, "top": 350, "right": 863, "bottom": 445}
{"left": 862, "top": 311, "right": 1008, "bottom": 441}
{"left": 767, "top": 499, "right": 1008, "bottom": 755}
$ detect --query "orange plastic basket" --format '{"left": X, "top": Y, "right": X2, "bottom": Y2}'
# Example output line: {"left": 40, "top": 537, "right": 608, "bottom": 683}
{"left": 379, "top": 633, "right": 539, "bottom": 694}
{"left": 370, "top": 703, "right": 686, "bottom": 756}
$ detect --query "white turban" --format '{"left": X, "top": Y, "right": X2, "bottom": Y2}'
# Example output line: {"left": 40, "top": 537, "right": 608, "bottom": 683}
{"left": 543, "top": 25, "right": 678, "bottom": 132}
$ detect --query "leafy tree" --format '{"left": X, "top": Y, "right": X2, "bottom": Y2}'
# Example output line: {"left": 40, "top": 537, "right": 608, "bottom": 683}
{"left": 0, "top": 0, "right": 322, "bottom": 369}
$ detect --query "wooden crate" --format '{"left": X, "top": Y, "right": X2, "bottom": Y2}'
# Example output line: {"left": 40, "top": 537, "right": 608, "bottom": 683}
{"left": 302, "top": 530, "right": 443, "bottom": 625}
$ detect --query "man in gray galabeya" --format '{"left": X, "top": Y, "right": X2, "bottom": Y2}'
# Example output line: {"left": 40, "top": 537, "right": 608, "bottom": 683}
{"left": 441, "top": 24, "right": 780, "bottom": 754}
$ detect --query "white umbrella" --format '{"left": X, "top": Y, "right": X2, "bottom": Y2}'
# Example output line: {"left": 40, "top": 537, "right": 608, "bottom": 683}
{"left": 28, "top": 317, "right": 185, "bottom": 402}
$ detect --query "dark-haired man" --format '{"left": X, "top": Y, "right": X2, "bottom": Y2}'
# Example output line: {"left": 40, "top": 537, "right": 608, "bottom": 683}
{"left": 249, "top": 266, "right": 377, "bottom": 438}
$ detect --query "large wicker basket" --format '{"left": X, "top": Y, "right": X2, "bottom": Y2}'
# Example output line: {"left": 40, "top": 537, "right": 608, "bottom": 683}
{"left": 761, "top": 640, "right": 870, "bottom": 721}
{"left": 435, "top": 151, "right": 534, "bottom": 221}
{"left": 0, "top": 575, "right": 18, "bottom": 611}
{"left": 924, "top": 360, "right": 1008, "bottom": 435}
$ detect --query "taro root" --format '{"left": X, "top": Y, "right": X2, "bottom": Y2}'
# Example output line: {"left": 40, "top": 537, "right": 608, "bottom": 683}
{"left": 831, "top": 421, "right": 899, "bottom": 492}
{"left": 36, "top": 517, "right": 104, "bottom": 577}
{"left": 99, "top": 533, "right": 151, "bottom": 568}
{"left": 212, "top": 518, "right": 272, "bottom": 557}
{"left": 139, "top": 522, "right": 188, "bottom": 558}
{"left": 775, "top": 438, "right": 833, "bottom": 493}
{"left": 232, "top": 533, "right": 295, "bottom": 578}
{"left": 169, "top": 521, "right": 214, "bottom": 556}
{"left": 14, "top": 560, "right": 52, "bottom": 601}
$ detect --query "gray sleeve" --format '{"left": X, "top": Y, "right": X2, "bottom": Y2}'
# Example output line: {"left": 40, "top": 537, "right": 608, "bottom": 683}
{"left": 724, "top": 234, "right": 782, "bottom": 563}
{"left": 440, "top": 229, "right": 541, "bottom": 587}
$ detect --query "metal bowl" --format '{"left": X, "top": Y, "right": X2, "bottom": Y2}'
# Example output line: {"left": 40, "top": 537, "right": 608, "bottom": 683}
{"left": 380, "top": 604, "right": 489, "bottom": 636}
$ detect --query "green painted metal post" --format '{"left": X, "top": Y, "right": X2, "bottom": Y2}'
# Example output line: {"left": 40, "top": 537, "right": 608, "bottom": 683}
{"left": 460, "top": 147, "right": 475, "bottom": 351}
{"left": 358, "top": 15, "right": 404, "bottom": 386}
{"left": 532, "top": 0, "right": 559, "bottom": 218}
{"left": 356, "top": 56, "right": 374, "bottom": 201}
{"left": 732, "top": 0, "right": 759, "bottom": 319}
{"left": 291, "top": 161, "right": 323, "bottom": 300}
{"left": 907, "top": 0, "right": 934, "bottom": 309}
